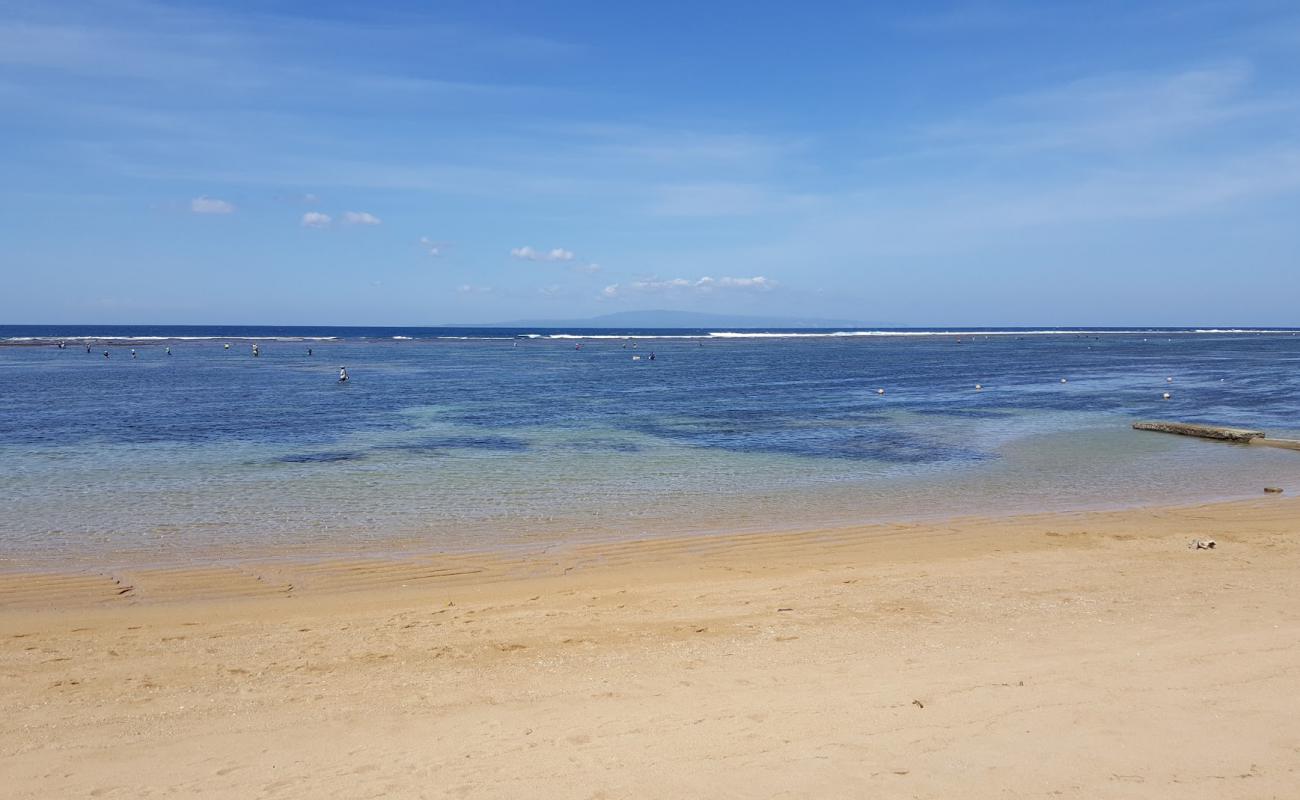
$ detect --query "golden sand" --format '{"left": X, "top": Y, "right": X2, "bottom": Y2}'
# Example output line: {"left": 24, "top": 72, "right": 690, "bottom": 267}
{"left": 3, "top": 497, "right": 1299, "bottom": 798}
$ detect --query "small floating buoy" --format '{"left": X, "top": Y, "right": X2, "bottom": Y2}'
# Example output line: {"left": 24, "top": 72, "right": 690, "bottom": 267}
{"left": 224, "top": 343, "right": 230, "bottom": 350}
{"left": 632, "top": 355, "right": 641, "bottom": 361}
{"left": 876, "top": 388, "right": 885, "bottom": 395}
{"left": 1162, "top": 392, "right": 1171, "bottom": 400}
{"left": 1166, "top": 376, "right": 1173, "bottom": 383}
{"left": 975, "top": 384, "right": 982, "bottom": 390}
{"left": 1060, "top": 378, "right": 1067, "bottom": 384}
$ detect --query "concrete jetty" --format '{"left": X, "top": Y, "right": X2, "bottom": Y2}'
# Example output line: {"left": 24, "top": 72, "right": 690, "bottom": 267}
{"left": 1133, "top": 421, "right": 1300, "bottom": 451}
{"left": 1132, "top": 421, "right": 1264, "bottom": 442}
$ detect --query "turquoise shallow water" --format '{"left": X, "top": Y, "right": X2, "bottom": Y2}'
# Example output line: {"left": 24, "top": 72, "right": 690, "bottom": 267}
{"left": 3, "top": 326, "right": 1299, "bottom": 568}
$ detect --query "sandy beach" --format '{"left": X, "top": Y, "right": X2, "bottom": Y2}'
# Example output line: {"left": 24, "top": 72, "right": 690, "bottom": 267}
{"left": 3, "top": 496, "right": 1299, "bottom": 798}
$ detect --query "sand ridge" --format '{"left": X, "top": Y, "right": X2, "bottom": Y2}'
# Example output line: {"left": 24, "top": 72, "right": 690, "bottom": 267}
{"left": 2, "top": 497, "right": 1298, "bottom": 798}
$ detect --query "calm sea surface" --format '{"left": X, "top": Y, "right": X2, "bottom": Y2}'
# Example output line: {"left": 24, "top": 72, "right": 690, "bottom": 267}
{"left": 3, "top": 325, "right": 1299, "bottom": 568}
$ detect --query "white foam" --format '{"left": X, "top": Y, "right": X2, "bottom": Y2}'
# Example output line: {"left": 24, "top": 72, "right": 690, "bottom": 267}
{"left": 545, "top": 334, "right": 704, "bottom": 340}
{"left": 709, "top": 329, "right": 1122, "bottom": 338}
{"left": 1193, "top": 329, "right": 1293, "bottom": 334}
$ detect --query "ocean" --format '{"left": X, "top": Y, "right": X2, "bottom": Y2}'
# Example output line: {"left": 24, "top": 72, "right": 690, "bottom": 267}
{"left": 3, "top": 325, "right": 1299, "bottom": 569}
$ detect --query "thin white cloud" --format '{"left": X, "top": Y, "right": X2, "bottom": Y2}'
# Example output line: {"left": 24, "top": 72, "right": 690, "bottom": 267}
{"left": 0, "top": 7, "right": 571, "bottom": 92}
{"left": 419, "top": 236, "right": 445, "bottom": 256}
{"left": 457, "top": 284, "right": 493, "bottom": 294}
{"left": 190, "top": 195, "right": 234, "bottom": 214}
{"left": 301, "top": 211, "right": 331, "bottom": 228}
{"left": 915, "top": 62, "right": 1282, "bottom": 159}
{"left": 511, "top": 245, "right": 575, "bottom": 262}
{"left": 571, "top": 262, "right": 602, "bottom": 274}
{"left": 650, "top": 182, "right": 821, "bottom": 218}
{"left": 341, "top": 210, "right": 381, "bottom": 225}
{"left": 703, "top": 276, "right": 775, "bottom": 289}
{"left": 602, "top": 276, "right": 776, "bottom": 297}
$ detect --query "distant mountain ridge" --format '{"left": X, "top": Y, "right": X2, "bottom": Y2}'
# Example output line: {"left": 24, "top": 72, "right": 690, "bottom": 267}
{"left": 467, "top": 309, "right": 880, "bottom": 329}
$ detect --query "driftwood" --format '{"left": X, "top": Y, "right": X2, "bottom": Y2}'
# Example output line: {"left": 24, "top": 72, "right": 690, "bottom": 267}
{"left": 1132, "top": 421, "right": 1264, "bottom": 442}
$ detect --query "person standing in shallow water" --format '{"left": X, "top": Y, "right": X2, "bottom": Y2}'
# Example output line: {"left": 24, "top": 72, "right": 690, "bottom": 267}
{"left": 252, "top": 343, "right": 260, "bottom": 357}
{"left": 338, "top": 367, "right": 349, "bottom": 383}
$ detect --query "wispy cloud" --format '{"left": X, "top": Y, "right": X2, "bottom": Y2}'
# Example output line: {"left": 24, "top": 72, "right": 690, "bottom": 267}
{"left": 190, "top": 195, "right": 234, "bottom": 214}
{"left": 651, "top": 183, "right": 769, "bottom": 217}
{"left": 341, "top": 210, "right": 381, "bottom": 226}
{"left": 419, "top": 236, "right": 445, "bottom": 256}
{"left": 650, "top": 182, "right": 821, "bottom": 218}
{"left": 915, "top": 62, "right": 1285, "bottom": 158}
{"left": 511, "top": 245, "right": 575, "bottom": 262}
{"left": 0, "top": 4, "right": 571, "bottom": 91}
{"left": 300, "top": 211, "right": 331, "bottom": 228}
{"left": 602, "top": 276, "right": 776, "bottom": 298}
{"left": 457, "top": 284, "right": 493, "bottom": 294}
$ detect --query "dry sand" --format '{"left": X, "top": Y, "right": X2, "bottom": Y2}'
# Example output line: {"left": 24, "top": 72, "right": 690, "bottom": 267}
{"left": 2, "top": 497, "right": 1299, "bottom": 798}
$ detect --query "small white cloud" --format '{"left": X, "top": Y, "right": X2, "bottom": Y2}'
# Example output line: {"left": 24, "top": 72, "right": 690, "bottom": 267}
{"left": 419, "top": 236, "right": 445, "bottom": 257}
{"left": 301, "top": 211, "right": 332, "bottom": 228}
{"left": 342, "top": 211, "right": 382, "bottom": 226}
{"left": 511, "top": 245, "right": 576, "bottom": 262}
{"left": 698, "top": 276, "right": 775, "bottom": 290}
{"left": 457, "top": 284, "right": 493, "bottom": 294}
{"left": 601, "top": 276, "right": 775, "bottom": 298}
{"left": 191, "top": 196, "right": 234, "bottom": 214}
{"left": 303, "top": 193, "right": 320, "bottom": 204}
{"left": 571, "top": 262, "right": 602, "bottom": 274}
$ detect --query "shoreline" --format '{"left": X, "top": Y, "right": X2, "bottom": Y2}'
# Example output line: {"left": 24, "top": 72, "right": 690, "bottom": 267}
{"left": 4, "top": 477, "right": 1296, "bottom": 578}
{"left": 0, "top": 493, "right": 1292, "bottom": 609}
{"left": 4, "top": 496, "right": 1299, "bottom": 797}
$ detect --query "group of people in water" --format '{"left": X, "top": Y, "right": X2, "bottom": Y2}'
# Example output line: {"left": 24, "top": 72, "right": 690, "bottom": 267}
{"left": 59, "top": 336, "right": 679, "bottom": 382}
{"left": 61, "top": 340, "right": 350, "bottom": 383}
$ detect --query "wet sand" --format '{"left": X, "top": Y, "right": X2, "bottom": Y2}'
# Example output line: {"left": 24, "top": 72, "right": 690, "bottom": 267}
{"left": 2, "top": 497, "right": 1299, "bottom": 798}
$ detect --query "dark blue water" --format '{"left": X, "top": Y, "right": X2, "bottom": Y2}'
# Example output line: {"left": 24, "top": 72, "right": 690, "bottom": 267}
{"left": 3, "top": 326, "right": 1299, "bottom": 567}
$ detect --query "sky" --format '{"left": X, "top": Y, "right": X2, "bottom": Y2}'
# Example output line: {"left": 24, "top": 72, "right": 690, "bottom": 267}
{"left": 2, "top": 0, "right": 1299, "bottom": 326}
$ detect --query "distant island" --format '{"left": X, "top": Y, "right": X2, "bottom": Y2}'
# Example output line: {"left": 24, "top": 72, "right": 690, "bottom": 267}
{"left": 456, "top": 309, "right": 882, "bottom": 329}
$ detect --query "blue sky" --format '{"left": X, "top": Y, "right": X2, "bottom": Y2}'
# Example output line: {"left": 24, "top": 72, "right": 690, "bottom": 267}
{"left": 2, "top": 0, "right": 1299, "bottom": 325}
